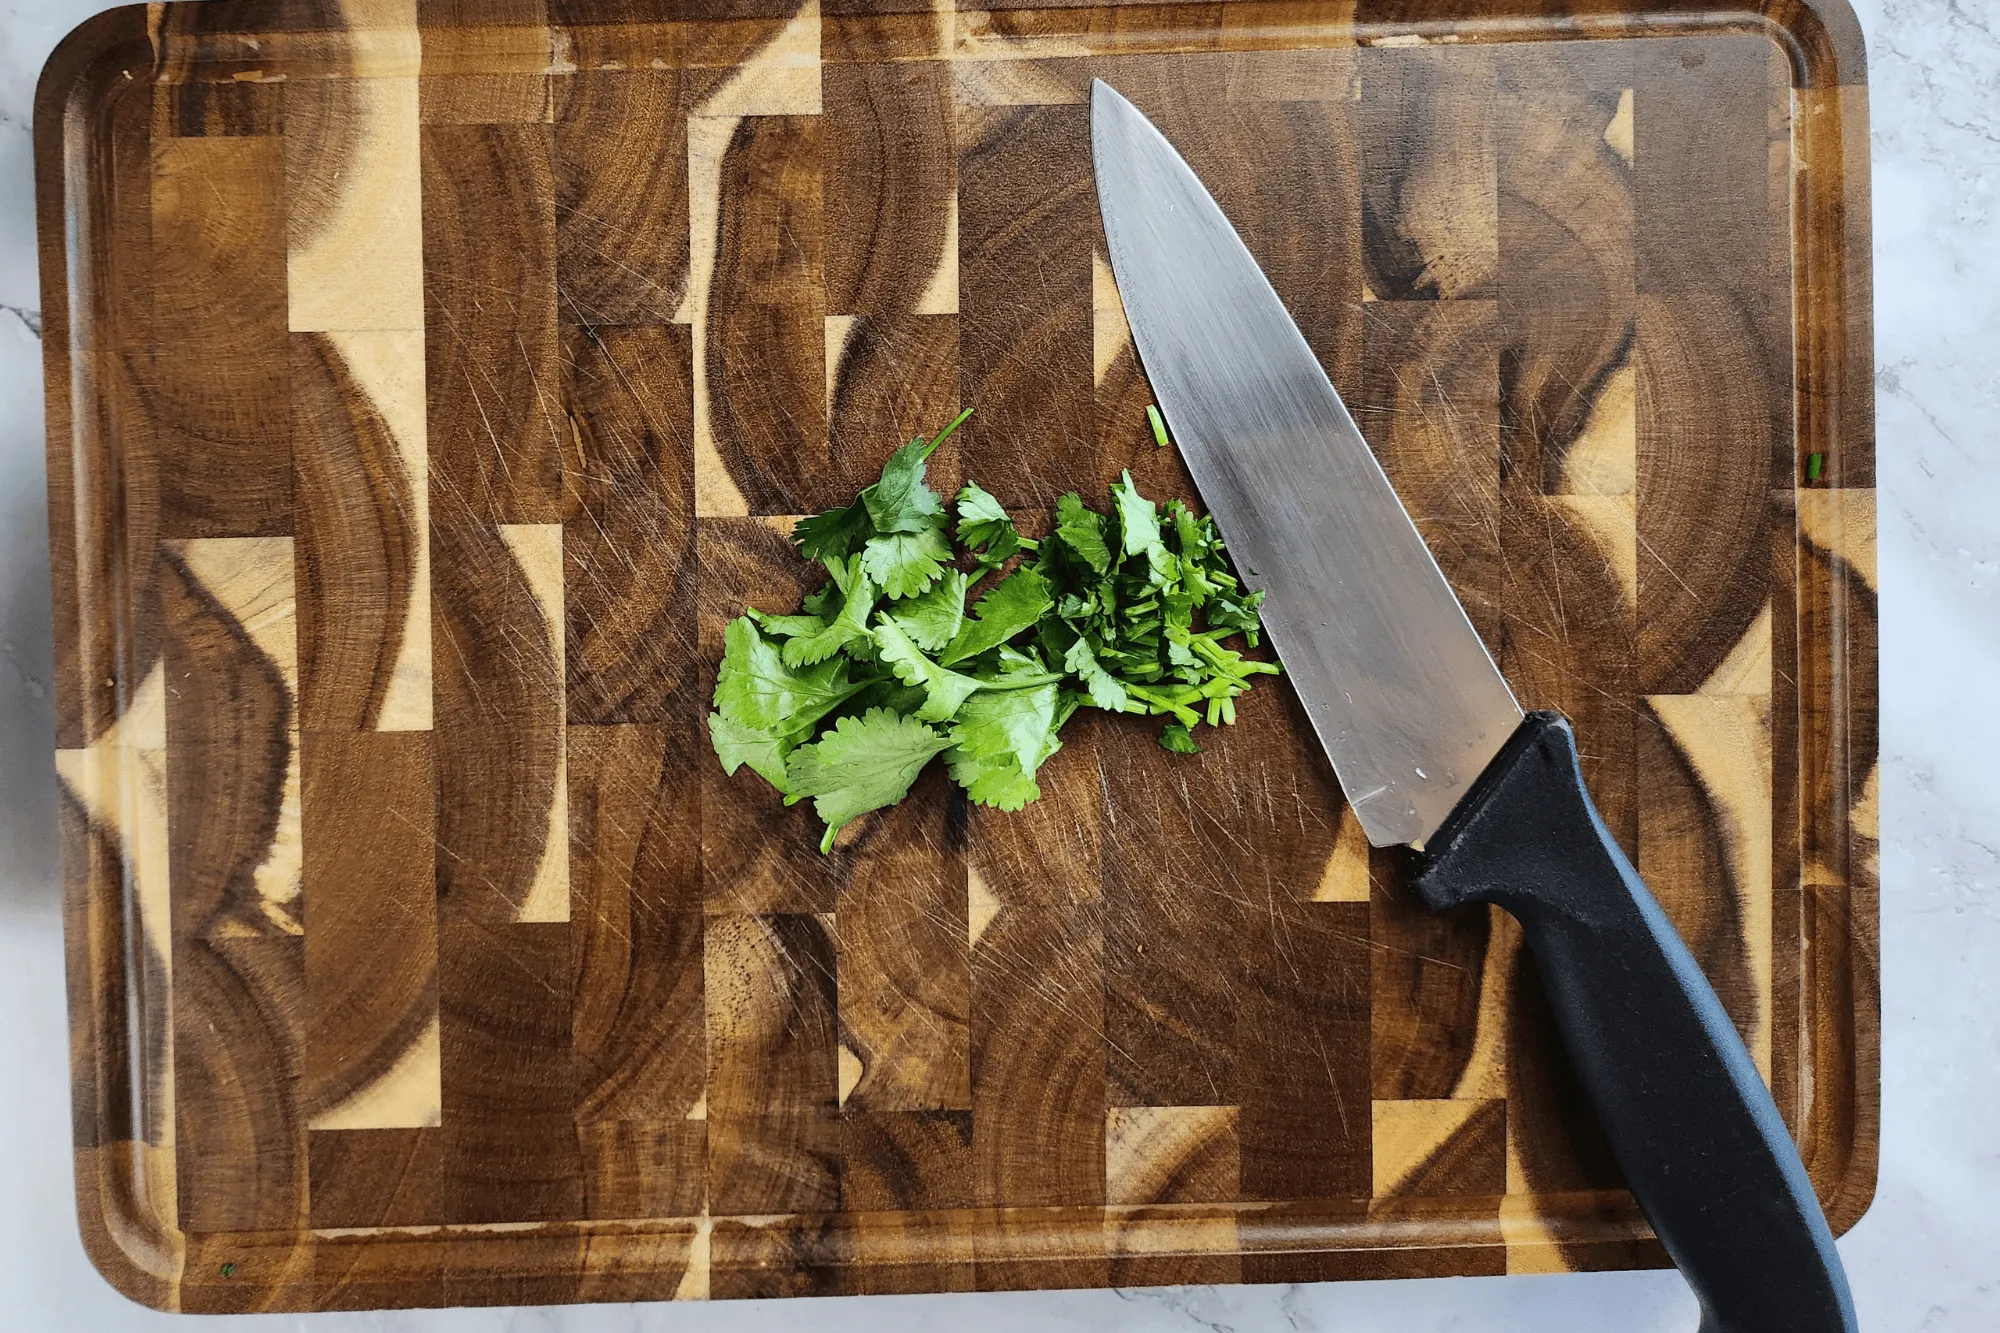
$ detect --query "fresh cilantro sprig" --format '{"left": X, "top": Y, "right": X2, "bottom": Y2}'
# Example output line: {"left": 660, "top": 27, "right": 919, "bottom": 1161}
{"left": 708, "top": 410, "right": 1279, "bottom": 851}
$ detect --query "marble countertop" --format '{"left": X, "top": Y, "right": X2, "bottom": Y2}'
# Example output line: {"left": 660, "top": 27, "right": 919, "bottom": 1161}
{"left": 0, "top": 0, "right": 1992, "bottom": 1328}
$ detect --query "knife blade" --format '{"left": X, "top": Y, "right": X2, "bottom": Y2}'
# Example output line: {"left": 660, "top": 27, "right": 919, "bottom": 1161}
{"left": 1091, "top": 78, "right": 1857, "bottom": 1333}
{"left": 1090, "top": 82, "right": 1520, "bottom": 849}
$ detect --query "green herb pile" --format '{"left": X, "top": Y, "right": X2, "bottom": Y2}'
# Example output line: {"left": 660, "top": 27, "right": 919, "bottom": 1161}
{"left": 706, "top": 409, "right": 1280, "bottom": 852}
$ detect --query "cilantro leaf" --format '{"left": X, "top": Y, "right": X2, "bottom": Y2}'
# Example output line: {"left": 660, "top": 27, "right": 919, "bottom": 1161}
{"left": 1158, "top": 721, "right": 1201, "bottom": 754}
{"left": 748, "top": 609, "right": 826, "bottom": 639}
{"left": 707, "top": 712, "right": 793, "bottom": 790}
{"left": 782, "top": 565, "right": 877, "bottom": 667}
{"left": 873, "top": 615, "right": 983, "bottom": 722}
{"left": 800, "top": 578, "right": 843, "bottom": 622}
{"left": 1063, "top": 635, "right": 1132, "bottom": 713}
{"left": 861, "top": 437, "right": 947, "bottom": 535}
{"left": 947, "top": 684, "right": 1062, "bottom": 810}
{"left": 955, "top": 481, "right": 1012, "bottom": 547}
{"left": 887, "top": 568, "right": 968, "bottom": 653}
{"left": 956, "top": 482, "right": 1038, "bottom": 570}
{"left": 1206, "top": 589, "right": 1267, "bottom": 642}
{"left": 862, "top": 526, "right": 953, "bottom": 599}
{"left": 1112, "top": 470, "right": 1161, "bottom": 557}
{"left": 970, "top": 662, "right": 1064, "bottom": 691}
{"left": 1055, "top": 493, "right": 1113, "bottom": 574}
{"left": 988, "top": 643, "right": 1055, "bottom": 680}
{"left": 713, "top": 616, "right": 872, "bottom": 739}
{"left": 1168, "top": 502, "right": 1210, "bottom": 564}
{"left": 941, "top": 566, "right": 1053, "bottom": 666}
{"left": 947, "top": 754, "right": 1040, "bottom": 810}
{"left": 800, "top": 553, "right": 863, "bottom": 622}
{"left": 784, "top": 709, "right": 952, "bottom": 852}
{"left": 950, "top": 683, "right": 1060, "bottom": 771}
{"left": 793, "top": 503, "right": 872, "bottom": 561}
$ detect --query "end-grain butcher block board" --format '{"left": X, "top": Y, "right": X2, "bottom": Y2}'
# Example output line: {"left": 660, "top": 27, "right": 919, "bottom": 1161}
{"left": 36, "top": 0, "right": 1877, "bottom": 1313}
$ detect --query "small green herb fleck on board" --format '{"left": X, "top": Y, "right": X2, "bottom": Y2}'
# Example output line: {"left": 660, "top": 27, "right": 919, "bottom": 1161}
{"left": 1147, "top": 404, "right": 1171, "bottom": 448}
{"left": 219, "top": 1262, "right": 236, "bottom": 1279}
{"left": 1806, "top": 451, "right": 1825, "bottom": 482}
{"left": 707, "top": 410, "right": 1280, "bottom": 850}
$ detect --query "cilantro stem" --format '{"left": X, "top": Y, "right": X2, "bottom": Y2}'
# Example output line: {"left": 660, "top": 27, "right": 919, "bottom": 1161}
{"left": 1124, "top": 682, "right": 1202, "bottom": 726}
{"left": 1185, "top": 635, "right": 1280, "bottom": 680}
{"left": 972, "top": 672, "right": 1066, "bottom": 691}
{"left": 1147, "top": 404, "right": 1171, "bottom": 449}
{"left": 920, "top": 406, "right": 975, "bottom": 460}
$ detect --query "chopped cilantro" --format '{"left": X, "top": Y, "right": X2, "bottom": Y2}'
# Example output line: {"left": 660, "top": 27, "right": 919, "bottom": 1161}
{"left": 1054, "top": 492, "right": 1114, "bottom": 574}
{"left": 706, "top": 410, "right": 1279, "bottom": 850}
{"left": 1063, "top": 635, "right": 1132, "bottom": 713}
{"left": 1111, "top": 471, "right": 1161, "bottom": 558}
{"left": 956, "top": 481, "right": 1040, "bottom": 569}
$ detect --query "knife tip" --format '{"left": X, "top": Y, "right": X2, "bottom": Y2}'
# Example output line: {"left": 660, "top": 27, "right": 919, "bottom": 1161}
{"left": 1090, "top": 79, "right": 1144, "bottom": 154}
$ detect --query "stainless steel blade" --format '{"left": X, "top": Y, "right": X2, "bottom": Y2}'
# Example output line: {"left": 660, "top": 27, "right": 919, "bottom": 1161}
{"left": 1091, "top": 79, "right": 1522, "bottom": 847}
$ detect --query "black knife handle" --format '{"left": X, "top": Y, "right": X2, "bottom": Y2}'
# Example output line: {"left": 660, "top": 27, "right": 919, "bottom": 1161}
{"left": 1415, "top": 711, "right": 1856, "bottom": 1333}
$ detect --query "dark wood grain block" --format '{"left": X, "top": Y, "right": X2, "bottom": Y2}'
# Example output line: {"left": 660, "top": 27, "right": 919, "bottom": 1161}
{"left": 149, "top": 136, "right": 293, "bottom": 537}
{"left": 958, "top": 104, "right": 1095, "bottom": 506}
{"left": 561, "top": 325, "right": 699, "bottom": 725}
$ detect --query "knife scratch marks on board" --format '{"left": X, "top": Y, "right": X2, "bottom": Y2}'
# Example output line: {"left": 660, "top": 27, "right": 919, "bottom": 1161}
{"left": 1551, "top": 494, "right": 1638, "bottom": 610}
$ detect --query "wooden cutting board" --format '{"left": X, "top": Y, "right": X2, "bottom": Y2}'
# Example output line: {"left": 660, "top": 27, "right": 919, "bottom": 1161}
{"left": 37, "top": 0, "right": 1877, "bottom": 1313}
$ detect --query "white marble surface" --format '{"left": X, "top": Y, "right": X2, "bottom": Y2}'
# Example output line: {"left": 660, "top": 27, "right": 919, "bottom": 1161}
{"left": 0, "top": 0, "right": 1992, "bottom": 1327}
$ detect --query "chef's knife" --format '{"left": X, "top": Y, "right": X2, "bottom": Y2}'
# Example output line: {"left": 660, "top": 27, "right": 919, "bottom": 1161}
{"left": 1091, "top": 80, "right": 1856, "bottom": 1333}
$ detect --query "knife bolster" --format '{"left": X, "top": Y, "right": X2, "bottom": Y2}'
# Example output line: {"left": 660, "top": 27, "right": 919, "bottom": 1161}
{"left": 1412, "top": 709, "right": 1593, "bottom": 915}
